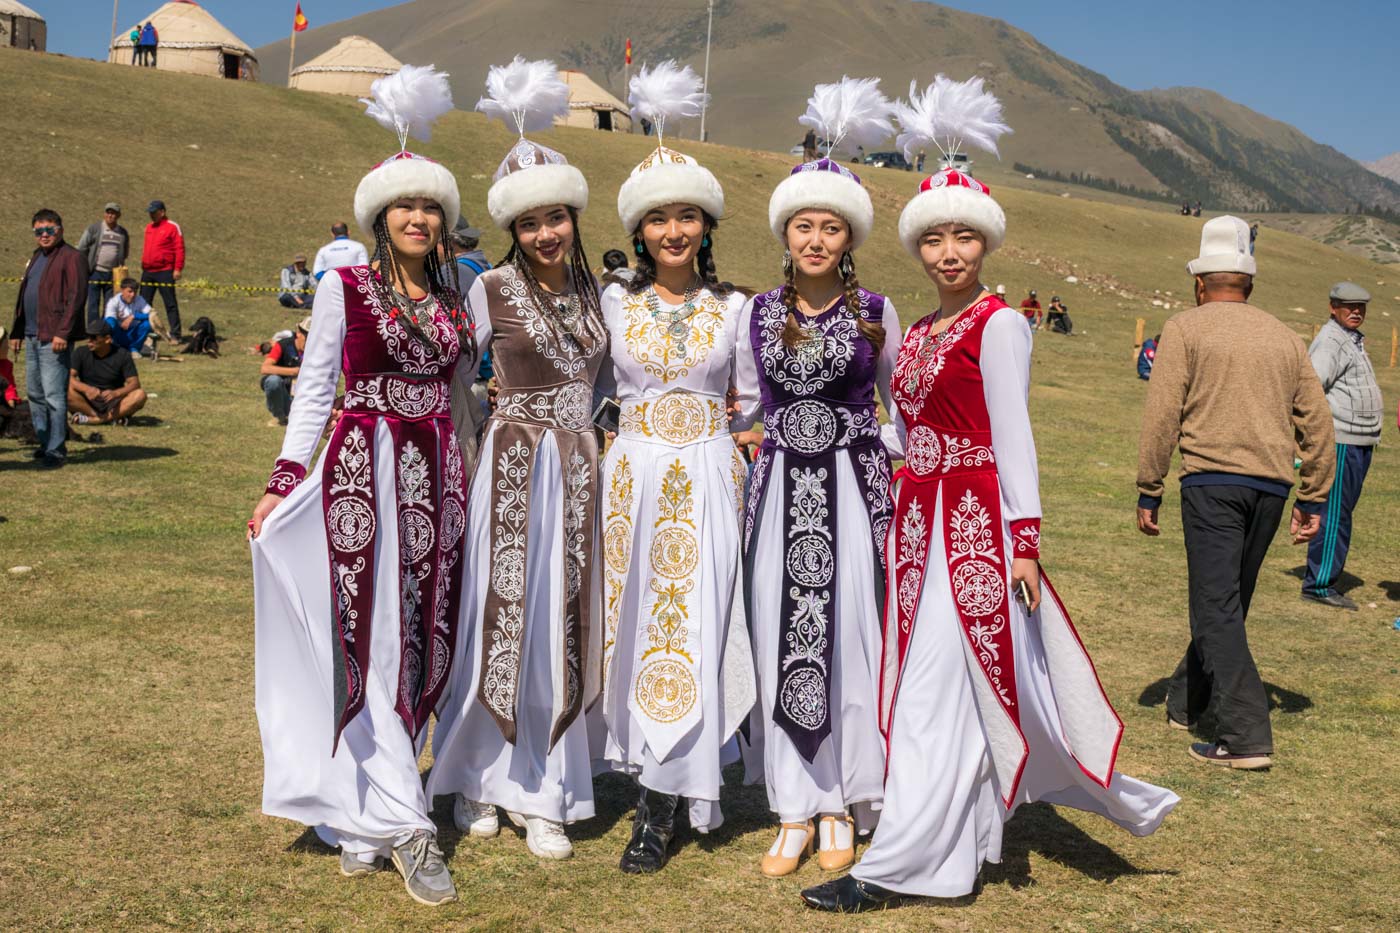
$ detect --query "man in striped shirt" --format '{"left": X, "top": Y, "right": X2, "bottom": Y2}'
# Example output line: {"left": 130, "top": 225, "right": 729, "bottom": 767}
{"left": 1302, "top": 282, "right": 1382, "bottom": 610}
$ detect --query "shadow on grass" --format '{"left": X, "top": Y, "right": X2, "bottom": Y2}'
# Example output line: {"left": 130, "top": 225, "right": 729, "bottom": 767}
{"left": 0, "top": 444, "right": 177, "bottom": 470}
{"left": 1376, "top": 581, "right": 1400, "bottom": 601}
{"left": 1138, "top": 677, "right": 1312, "bottom": 715}
{"left": 1285, "top": 564, "right": 1364, "bottom": 596}
{"left": 984, "top": 802, "right": 1176, "bottom": 890}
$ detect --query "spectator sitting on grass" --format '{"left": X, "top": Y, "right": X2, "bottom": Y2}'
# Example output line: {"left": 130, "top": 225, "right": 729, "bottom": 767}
{"left": 600, "top": 249, "right": 634, "bottom": 288}
{"left": 260, "top": 317, "right": 308, "bottom": 427}
{"left": 278, "top": 254, "right": 315, "bottom": 310}
{"left": 104, "top": 278, "right": 153, "bottom": 356}
{"left": 68, "top": 320, "right": 147, "bottom": 426}
{"left": 1138, "top": 333, "right": 1160, "bottom": 380}
{"left": 1046, "top": 295, "right": 1073, "bottom": 334}
{"left": 0, "top": 325, "right": 16, "bottom": 415}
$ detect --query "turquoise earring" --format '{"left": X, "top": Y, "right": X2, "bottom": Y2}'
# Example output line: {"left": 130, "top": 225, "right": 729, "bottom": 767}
{"left": 635, "top": 241, "right": 644, "bottom": 255}
{"left": 701, "top": 235, "right": 711, "bottom": 249}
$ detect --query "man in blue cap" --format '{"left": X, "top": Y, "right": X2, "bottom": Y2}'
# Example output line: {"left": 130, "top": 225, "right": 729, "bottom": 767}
{"left": 1302, "top": 282, "right": 1382, "bottom": 610}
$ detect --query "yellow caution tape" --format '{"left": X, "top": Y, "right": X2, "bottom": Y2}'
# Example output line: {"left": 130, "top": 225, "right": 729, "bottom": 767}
{"left": 0, "top": 276, "right": 313, "bottom": 294}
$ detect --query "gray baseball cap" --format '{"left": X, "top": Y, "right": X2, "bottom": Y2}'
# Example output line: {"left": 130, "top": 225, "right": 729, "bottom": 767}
{"left": 1329, "top": 281, "right": 1370, "bottom": 303}
{"left": 104, "top": 202, "right": 121, "bottom": 214}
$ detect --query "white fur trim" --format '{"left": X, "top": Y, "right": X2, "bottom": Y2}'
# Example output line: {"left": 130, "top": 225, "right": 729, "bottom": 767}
{"left": 768, "top": 171, "right": 874, "bottom": 250}
{"left": 897, "top": 185, "right": 1005, "bottom": 256}
{"left": 487, "top": 163, "right": 589, "bottom": 230}
{"left": 617, "top": 162, "right": 725, "bottom": 233}
{"left": 353, "top": 157, "right": 461, "bottom": 239}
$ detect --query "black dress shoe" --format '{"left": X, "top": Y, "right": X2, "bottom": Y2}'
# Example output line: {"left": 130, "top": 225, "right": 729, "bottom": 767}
{"left": 1300, "top": 590, "right": 1359, "bottom": 611}
{"left": 619, "top": 787, "right": 679, "bottom": 874}
{"left": 800, "top": 874, "right": 900, "bottom": 913}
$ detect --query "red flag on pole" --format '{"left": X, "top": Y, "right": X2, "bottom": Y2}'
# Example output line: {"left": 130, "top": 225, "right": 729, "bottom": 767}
{"left": 293, "top": 3, "right": 310, "bottom": 32}
{"left": 625, "top": 38, "right": 632, "bottom": 65}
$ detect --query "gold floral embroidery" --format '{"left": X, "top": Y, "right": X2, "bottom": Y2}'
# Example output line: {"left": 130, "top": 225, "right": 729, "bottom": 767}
{"left": 621, "top": 289, "right": 725, "bottom": 381}
{"left": 601, "top": 456, "right": 635, "bottom": 683}
{"left": 635, "top": 458, "right": 699, "bottom": 722}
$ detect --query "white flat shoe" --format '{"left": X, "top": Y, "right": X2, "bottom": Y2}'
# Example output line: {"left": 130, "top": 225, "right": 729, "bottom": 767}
{"left": 507, "top": 810, "right": 573, "bottom": 860}
{"left": 454, "top": 795, "right": 500, "bottom": 838}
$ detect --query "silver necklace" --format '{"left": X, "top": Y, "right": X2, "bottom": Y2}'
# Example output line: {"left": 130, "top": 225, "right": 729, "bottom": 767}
{"left": 646, "top": 281, "right": 701, "bottom": 356}
{"left": 919, "top": 287, "right": 987, "bottom": 357}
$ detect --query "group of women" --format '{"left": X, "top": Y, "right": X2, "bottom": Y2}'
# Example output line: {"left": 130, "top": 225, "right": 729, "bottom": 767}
{"left": 247, "top": 61, "right": 1178, "bottom": 912}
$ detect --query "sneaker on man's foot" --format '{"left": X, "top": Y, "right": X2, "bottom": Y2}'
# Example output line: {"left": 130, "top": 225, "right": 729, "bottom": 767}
{"left": 41, "top": 454, "right": 65, "bottom": 470}
{"left": 339, "top": 850, "right": 384, "bottom": 877}
{"left": 454, "top": 795, "right": 500, "bottom": 838}
{"left": 389, "top": 830, "right": 457, "bottom": 906}
{"left": 1301, "top": 590, "right": 1358, "bottom": 611}
{"left": 1166, "top": 714, "right": 1192, "bottom": 731}
{"left": 1189, "top": 742, "right": 1272, "bottom": 771}
{"left": 506, "top": 811, "right": 573, "bottom": 860}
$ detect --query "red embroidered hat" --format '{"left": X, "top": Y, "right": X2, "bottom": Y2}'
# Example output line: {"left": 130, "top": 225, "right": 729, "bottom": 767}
{"left": 897, "top": 167, "right": 1006, "bottom": 256}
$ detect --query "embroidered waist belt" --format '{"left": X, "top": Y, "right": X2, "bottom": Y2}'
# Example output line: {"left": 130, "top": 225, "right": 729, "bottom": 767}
{"left": 900, "top": 424, "right": 996, "bottom": 480}
{"left": 343, "top": 373, "right": 449, "bottom": 420}
{"left": 618, "top": 392, "right": 729, "bottom": 446}
{"left": 494, "top": 381, "right": 593, "bottom": 432}
{"left": 762, "top": 399, "right": 879, "bottom": 456}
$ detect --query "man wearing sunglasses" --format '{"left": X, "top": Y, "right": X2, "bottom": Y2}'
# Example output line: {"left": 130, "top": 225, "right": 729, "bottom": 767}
{"left": 11, "top": 209, "right": 89, "bottom": 468}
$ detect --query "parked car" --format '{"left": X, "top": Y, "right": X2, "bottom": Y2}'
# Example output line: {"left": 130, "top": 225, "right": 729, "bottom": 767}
{"left": 863, "top": 151, "right": 913, "bottom": 171}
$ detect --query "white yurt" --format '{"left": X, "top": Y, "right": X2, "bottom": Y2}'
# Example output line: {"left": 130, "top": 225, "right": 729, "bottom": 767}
{"left": 558, "top": 70, "right": 631, "bottom": 133}
{"left": 1, "top": 0, "right": 45, "bottom": 51}
{"left": 290, "top": 35, "right": 402, "bottom": 97}
{"left": 109, "top": 0, "right": 258, "bottom": 81}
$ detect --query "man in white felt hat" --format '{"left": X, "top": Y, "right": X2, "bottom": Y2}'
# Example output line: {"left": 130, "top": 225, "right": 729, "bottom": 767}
{"left": 1136, "top": 215, "right": 1335, "bottom": 772}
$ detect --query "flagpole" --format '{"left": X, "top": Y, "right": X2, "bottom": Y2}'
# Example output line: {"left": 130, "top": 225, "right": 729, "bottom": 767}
{"left": 110, "top": 1, "right": 120, "bottom": 60}
{"left": 287, "top": 27, "right": 297, "bottom": 87}
{"left": 699, "top": 0, "right": 714, "bottom": 142}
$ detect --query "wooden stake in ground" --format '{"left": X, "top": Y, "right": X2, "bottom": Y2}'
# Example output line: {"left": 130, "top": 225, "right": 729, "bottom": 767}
{"left": 1390, "top": 326, "right": 1397, "bottom": 368}
{"left": 1133, "top": 317, "right": 1145, "bottom": 363}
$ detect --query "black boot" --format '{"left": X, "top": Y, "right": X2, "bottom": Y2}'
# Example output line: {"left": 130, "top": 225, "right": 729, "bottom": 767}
{"left": 619, "top": 786, "right": 679, "bottom": 874}
{"left": 800, "top": 875, "right": 901, "bottom": 913}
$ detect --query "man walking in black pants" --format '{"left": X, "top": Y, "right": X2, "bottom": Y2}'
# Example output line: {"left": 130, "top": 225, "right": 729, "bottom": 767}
{"left": 140, "top": 199, "right": 185, "bottom": 339}
{"left": 1135, "top": 216, "right": 1335, "bottom": 772}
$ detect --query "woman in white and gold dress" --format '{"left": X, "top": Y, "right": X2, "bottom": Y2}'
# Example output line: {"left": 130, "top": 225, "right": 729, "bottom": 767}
{"left": 592, "top": 62, "right": 755, "bottom": 875}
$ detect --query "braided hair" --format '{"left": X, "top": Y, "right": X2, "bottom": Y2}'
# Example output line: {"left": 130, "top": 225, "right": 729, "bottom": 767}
{"left": 370, "top": 207, "right": 478, "bottom": 362}
{"left": 779, "top": 250, "right": 885, "bottom": 352}
{"left": 626, "top": 211, "right": 733, "bottom": 299}
{"left": 502, "top": 205, "right": 607, "bottom": 351}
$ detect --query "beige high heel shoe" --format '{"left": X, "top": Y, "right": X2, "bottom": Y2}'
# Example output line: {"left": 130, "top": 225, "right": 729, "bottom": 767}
{"left": 817, "top": 814, "right": 856, "bottom": 871}
{"left": 760, "top": 820, "right": 814, "bottom": 877}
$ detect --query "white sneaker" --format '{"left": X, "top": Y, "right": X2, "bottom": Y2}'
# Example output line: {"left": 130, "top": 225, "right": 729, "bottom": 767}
{"left": 506, "top": 810, "right": 573, "bottom": 860}
{"left": 453, "top": 795, "right": 500, "bottom": 838}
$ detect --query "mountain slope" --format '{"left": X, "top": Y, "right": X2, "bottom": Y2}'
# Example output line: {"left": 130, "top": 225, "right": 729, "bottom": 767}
{"left": 255, "top": 0, "right": 1400, "bottom": 215}
{"left": 1367, "top": 151, "right": 1400, "bottom": 184}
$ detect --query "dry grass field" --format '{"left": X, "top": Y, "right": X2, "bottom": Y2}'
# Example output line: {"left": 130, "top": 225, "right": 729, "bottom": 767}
{"left": 2, "top": 51, "right": 1399, "bottom": 930}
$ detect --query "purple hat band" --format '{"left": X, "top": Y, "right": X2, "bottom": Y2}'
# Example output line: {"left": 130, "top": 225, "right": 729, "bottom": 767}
{"left": 791, "top": 157, "right": 862, "bottom": 186}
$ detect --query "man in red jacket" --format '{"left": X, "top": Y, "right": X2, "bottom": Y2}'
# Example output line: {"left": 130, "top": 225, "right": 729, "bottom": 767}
{"left": 11, "top": 208, "right": 88, "bottom": 467}
{"left": 140, "top": 199, "right": 185, "bottom": 338}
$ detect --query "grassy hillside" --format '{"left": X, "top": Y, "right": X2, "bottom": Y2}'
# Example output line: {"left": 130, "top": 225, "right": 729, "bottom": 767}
{"left": 4, "top": 50, "right": 1400, "bottom": 931}
{"left": 254, "top": 0, "right": 1400, "bottom": 214}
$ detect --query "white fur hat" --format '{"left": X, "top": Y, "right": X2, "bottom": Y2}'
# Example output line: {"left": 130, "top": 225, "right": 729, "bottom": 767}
{"left": 353, "top": 152, "right": 461, "bottom": 238}
{"left": 1186, "top": 215, "right": 1256, "bottom": 276}
{"left": 768, "top": 159, "right": 874, "bottom": 249}
{"left": 486, "top": 137, "right": 589, "bottom": 230}
{"left": 617, "top": 147, "right": 724, "bottom": 233}
{"left": 897, "top": 168, "right": 1006, "bottom": 256}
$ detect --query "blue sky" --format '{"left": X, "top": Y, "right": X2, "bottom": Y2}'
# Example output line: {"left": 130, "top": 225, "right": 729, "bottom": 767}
{"left": 38, "top": 0, "right": 1400, "bottom": 161}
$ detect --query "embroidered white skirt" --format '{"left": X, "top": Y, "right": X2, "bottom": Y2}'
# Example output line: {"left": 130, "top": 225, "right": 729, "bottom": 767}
{"left": 743, "top": 448, "right": 886, "bottom": 828}
{"left": 591, "top": 429, "right": 752, "bottom": 832}
{"left": 253, "top": 420, "right": 436, "bottom": 859}
{"left": 853, "top": 484, "right": 1180, "bottom": 896}
{"left": 427, "top": 426, "right": 596, "bottom": 824}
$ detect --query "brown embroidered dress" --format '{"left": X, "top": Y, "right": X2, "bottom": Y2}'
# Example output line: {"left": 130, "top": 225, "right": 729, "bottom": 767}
{"left": 428, "top": 264, "right": 607, "bottom": 823}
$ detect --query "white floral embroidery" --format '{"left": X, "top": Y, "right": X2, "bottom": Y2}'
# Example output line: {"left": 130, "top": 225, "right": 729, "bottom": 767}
{"left": 329, "top": 426, "right": 371, "bottom": 496}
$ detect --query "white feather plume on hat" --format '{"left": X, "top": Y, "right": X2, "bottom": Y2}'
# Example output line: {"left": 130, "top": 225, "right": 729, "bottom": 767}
{"left": 627, "top": 60, "right": 709, "bottom": 144}
{"left": 352, "top": 64, "right": 460, "bottom": 238}
{"left": 894, "top": 74, "right": 1011, "bottom": 165}
{"left": 617, "top": 60, "right": 723, "bottom": 233}
{"left": 797, "top": 76, "right": 895, "bottom": 159}
{"left": 476, "top": 56, "right": 571, "bottom": 136}
{"left": 894, "top": 75, "right": 1012, "bottom": 256}
{"left": 477, "top": 57, "right": 588, "bottom": 229}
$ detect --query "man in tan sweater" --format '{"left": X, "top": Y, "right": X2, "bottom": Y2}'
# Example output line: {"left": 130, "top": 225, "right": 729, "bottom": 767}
{"left": 1137, "top": 215, "right": 1335, "bottom": 772}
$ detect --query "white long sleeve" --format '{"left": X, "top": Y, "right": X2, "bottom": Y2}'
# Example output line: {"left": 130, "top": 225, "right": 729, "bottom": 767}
{"left": 274, "top": 272, "right": 347, "bottom": 469}
{"left": 730, "top": 296, "right": 762, "bottom": 432}
{"left": 450, "top": 277, "right": 494, "bottom": 442}
{"left": 981, "top": 307, "right": 1041, "bottom": 529}
{"left": 876, "top": 298, "right": 905, "bottom": 459}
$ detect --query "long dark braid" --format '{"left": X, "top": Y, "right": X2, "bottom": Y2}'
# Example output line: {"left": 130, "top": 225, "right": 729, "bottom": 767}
{"left": 502, "top": 206, "right": 607, "bottom": 351}
{"left": 626, "top": 212, "right": 733, "bottom": 299}
{"left": 370, "top": 208, "right": 478, "bottom": 361}
{"left": 780, "top": 250, "right": 883, "bottom": 352}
